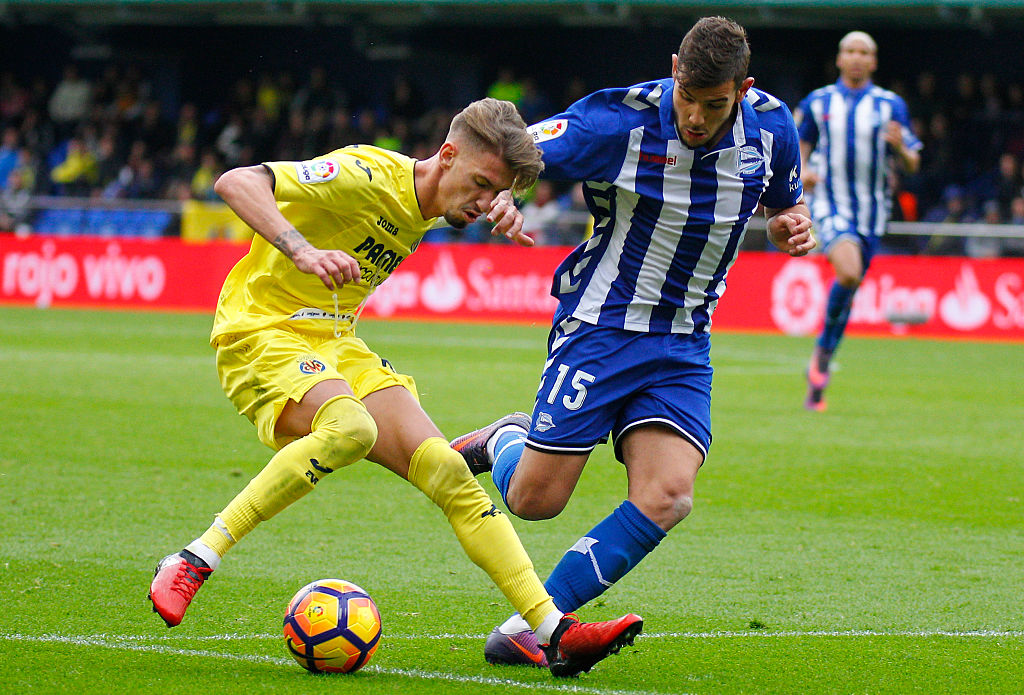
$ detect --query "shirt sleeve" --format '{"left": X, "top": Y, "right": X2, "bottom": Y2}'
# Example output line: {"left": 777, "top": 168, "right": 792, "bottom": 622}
{"left": 265, "top": 151, "right": 377, "bottom": 209}
{"left": 891, "top": 97, "right": 923, "bottom": 152}
{"left": 529, "top": 89, "right": 631, "bottom": 183}
{"left": 760, "top": 103, "right": 804, "bottom": 211}
{"left": 794, "top": 94, "right": 818, "bottom": 145}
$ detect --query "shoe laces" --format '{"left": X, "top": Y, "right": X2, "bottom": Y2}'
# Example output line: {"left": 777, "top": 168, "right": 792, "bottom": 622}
{"left": 171, "top": 560, "right": 210, "bottom": 599}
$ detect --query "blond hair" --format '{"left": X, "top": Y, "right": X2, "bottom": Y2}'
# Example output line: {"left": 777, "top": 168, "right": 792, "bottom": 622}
{"left": 448, "top": 98, "right": 544, "bottom": 194}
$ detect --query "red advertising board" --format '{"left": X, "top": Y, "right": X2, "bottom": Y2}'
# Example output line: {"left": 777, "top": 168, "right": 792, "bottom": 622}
{"left": 3, "top": 234, "right": 1024, "bottom": 340}
{"left": 0, "top": 234, "right": 246, "bottom": 311}
{"left": 720, "top": 252, "right": 1024, "bottom": 340}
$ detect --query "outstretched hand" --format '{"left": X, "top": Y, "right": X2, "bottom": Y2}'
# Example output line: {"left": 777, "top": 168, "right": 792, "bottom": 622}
{"left": 488, "top": 190, "right": 534, "bottom": 247}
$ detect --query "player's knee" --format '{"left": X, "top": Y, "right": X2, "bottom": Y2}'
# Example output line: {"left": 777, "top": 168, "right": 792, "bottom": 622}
{"left": 636, "top": 481, "right": 694, "bottom": 530}
{"left": 313, "top": 395, "right": 378, "bottom": 470}
{"left": 837, "top": 273, "right": 861, "bottom": 290}
{"left": 670, "top": 493, "right": 694, "bottom": 522}
{"left": 408, "top": 438, "right": 477, "bottom": 509}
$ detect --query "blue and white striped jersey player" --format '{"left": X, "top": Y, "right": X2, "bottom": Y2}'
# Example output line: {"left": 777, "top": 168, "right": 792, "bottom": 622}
{"left": 795, "top": 31, "right": 921, "bottom": 411}
{"left": 451, "top": 16, "right": 816, "bottom": 667}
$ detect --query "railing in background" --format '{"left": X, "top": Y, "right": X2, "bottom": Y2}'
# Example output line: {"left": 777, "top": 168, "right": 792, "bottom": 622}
{"left": 5, "top": 196, "right": 1024, "bottom": 254}
{"left": 1, "top": 196, "right": 254, "bottom": 242}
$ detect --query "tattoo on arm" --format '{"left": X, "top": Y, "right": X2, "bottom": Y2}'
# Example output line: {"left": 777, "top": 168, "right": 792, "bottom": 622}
{"left": 272, "top": 228, "right": 313, "bottom": 259}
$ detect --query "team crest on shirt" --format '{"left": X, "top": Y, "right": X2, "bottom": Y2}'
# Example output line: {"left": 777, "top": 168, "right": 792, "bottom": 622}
{"left": 737, "top": 145, "right": 765, "bottom": 175}
{"left": 528, "top": 119, "right": 568, "bottom": 143}
{"left": 298, "top": 358, "right": 327, "bottom": 374}
{"left": 295, "top": 159, "right": 340, "bottom": 183}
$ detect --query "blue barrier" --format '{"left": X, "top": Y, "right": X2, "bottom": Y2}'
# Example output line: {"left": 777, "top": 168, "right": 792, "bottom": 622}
{"left": 31, "top": 208, "right": 174, "bottom": 238}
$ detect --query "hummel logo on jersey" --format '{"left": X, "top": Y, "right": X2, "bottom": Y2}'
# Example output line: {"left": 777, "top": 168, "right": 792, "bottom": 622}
{"left": 640, "top": 151, "right": 677, "bottom": 167}
{"left": 622, "top": 84, "right": 664, "bottom": 111}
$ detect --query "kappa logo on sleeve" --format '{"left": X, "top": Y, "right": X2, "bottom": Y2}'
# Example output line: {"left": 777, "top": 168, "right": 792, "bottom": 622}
{"left": 528, "top": 119, "right": 568, "bottom": 144}
{"left": 294, "top": 159, "right": 340, "bottom": 183}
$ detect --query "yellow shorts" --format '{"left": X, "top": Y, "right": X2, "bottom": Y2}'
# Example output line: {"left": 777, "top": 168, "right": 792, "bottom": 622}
{"left": 215, "top": 325, "right": 417, "bottom": 450}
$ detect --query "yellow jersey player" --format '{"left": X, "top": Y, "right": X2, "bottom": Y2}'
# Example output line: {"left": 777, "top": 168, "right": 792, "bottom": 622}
{"left": 148, "top": 98, "right": 641, "bottom": 678}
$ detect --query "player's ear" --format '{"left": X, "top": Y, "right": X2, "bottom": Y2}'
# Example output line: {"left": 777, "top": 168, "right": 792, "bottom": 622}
{"left": 671, "top": 54, "right": 679, "bottom": 78}
{"left": 737, "top": 77, "right": 755, "bottom": 100}
{"left": 439, "top": 142, "right": 457, "bottom": 169}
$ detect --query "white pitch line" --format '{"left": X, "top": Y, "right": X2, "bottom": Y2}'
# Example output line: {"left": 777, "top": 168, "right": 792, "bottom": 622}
{"left": 0, "top": 632, "right": 675, "bottom": 695}
{"left": 16, "top": 628, "right": 1024, "bottom": 643}
{"left": 644, "top": 629, "right": 1024, "bottom": 639}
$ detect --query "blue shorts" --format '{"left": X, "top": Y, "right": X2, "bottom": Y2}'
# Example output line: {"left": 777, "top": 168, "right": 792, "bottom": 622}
{"left": 525, "top": 313, "right": 713, "bottom": 463}
{"left": 815, "top": 215, "right": 877, "bottom": 271}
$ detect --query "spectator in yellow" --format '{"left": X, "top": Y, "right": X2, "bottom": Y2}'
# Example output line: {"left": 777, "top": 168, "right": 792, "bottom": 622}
{"left": 191, "top": 149, "right": 222, "bottom": 200}
{"left": 487, "top": 68, "right": 524, "bottom": 107}
{"left": 50, "top": 137, "right": 98, "bottom": 195}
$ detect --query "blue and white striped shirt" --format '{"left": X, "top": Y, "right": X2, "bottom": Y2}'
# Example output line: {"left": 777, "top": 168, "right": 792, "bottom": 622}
{"left": 528, "top": 78, "right": 803, "bottom": 334}
{"left": 796, "top": 79, "right": 922, "bottom": 241}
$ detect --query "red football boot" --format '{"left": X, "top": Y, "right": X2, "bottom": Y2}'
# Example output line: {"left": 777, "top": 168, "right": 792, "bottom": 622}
{"left": 544, "top": 612, "right": 643, "bottom": 677}
{"left": 148, "top": 551, "right": 213, "bottom": 627}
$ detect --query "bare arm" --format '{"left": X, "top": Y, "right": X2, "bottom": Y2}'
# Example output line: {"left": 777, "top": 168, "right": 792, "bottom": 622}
{"left": 763, "top": 201, "right": 816, "bottom": 256}
{"left": 799, "top": 139, "right": 818, "bottom": 192}
{"left": 883, "top": 122, "right": 921, "bottom": 175}
{"left": 213, "top": 165, "right": 360, "bottom": 288}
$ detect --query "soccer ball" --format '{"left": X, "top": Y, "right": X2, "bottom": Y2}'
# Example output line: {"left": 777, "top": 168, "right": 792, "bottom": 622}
{"left": 283, "top": 579, "right": 382, "bottom": 674}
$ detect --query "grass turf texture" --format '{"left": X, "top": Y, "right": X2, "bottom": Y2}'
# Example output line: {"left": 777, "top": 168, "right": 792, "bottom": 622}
{"left": 1, "top": 305, "right": 1022, "bottom": 694}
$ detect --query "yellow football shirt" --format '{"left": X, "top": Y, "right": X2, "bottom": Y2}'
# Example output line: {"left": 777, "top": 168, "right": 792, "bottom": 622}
{"left": 211, "top": 145, "right": 436, "bottom": 343}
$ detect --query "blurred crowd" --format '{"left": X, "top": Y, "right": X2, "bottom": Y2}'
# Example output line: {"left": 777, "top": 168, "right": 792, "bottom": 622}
{"left": 1, "top": 62, "right": 1023, "bottom": 250}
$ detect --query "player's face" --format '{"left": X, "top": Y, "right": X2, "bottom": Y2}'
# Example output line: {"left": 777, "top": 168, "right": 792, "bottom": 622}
{"left": 671, "top": 72, "right": 753, "bottom": 149}
{"left": 836, "top": 39, "right": 877, "bottom": 86}
{"left": 437, "top": 143, "right": 515, "bottom": 229}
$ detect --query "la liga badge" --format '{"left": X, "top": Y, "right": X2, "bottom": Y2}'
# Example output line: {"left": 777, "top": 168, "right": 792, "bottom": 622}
{"left": 295, "top": 159, "right": 340, "bottom": 183}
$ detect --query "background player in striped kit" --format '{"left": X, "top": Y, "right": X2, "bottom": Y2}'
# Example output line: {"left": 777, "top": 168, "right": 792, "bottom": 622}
{"left": 795, "top": 31, "right": 922, "bottom": 411}
{"left": 451, "top": 17, "right": 816, "bottom": 666}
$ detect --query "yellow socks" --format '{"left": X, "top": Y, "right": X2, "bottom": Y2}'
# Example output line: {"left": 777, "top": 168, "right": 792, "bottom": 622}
{"left": 407, "top": 437, "right": 559, "bottom": 634}
{"left": 197, "top": 395, "right": 377, "bottom": 559}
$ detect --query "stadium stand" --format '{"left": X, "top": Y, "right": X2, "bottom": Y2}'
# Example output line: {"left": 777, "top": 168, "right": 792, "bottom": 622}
{"left": 1, "top": 8, "right": 1023, "bottom": 252}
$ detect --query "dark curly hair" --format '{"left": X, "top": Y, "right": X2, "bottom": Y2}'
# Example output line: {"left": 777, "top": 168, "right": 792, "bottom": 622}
{"left": 675, "top": 16, "right": 751, "bottom": 89}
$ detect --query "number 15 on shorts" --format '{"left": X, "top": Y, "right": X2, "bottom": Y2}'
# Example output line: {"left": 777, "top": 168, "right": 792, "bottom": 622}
{"left": 543, "top": 364, "right": 596, "bottom": 411}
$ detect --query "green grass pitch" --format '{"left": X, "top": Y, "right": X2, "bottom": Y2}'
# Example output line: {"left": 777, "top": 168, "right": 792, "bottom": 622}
{"left": 1, "top": 305, "right": 1022, "bottom": 693}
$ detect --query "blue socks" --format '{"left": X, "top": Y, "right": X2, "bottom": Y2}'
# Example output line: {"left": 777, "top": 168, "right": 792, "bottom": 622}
{"left": 491, "top": 427, "right": 526, "bottom": 508}
{"left": 545, "top": 501, "right": 665, "bottom": 613}
{"left": 490, "top": 429, "right": 666, "bottom": 613}
{"left": 818, "top": 281, "right": 857, "bottom": 352}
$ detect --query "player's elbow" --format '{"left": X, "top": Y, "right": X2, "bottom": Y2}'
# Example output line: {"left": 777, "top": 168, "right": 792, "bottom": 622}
{"left": 213, "top": 166, "right": 268, "bottom": 201}
{"left": 505, "top": 487, "right": 568, "bottom": 521}
{"left": 212, "top": 168, "right": 238, "bottom": 200}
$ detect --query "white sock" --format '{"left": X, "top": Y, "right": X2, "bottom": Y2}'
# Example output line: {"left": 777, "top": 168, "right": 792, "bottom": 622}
{"left": 533, "top": 610, "right": 564, "bottom": 645}
{"left": 185, "top": 540, "right": 222, "bottom": 571}
{"left": 486, "top": 424, "right": 527, "bottom": 461}
{"left": 498, "top": 612, "right": 532, "bottom": 635}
